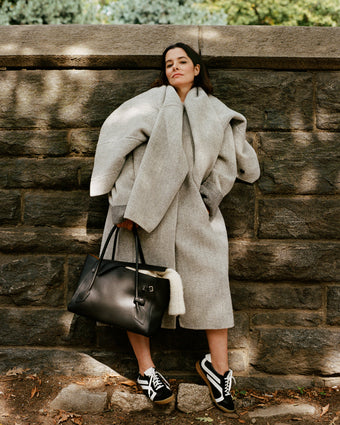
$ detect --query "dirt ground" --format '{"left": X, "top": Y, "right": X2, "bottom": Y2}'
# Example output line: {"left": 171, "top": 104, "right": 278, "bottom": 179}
{"left": 0, "top": 370, "right": 339, "bottom": 425}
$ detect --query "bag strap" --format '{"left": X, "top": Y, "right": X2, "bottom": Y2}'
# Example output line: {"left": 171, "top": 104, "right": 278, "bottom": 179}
{"left": 133, "top": 224, "right": 146, "bottom": 264}
{"left": 86, "top": 224, "right": 147, "bottom": 306}
{"left": 109, "top": 224, "right": 146, "bottom": 265}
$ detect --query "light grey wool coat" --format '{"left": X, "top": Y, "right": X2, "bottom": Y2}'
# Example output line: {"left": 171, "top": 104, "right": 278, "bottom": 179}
{"left": 90, "top": 85, "right": 260, "bottom": 330}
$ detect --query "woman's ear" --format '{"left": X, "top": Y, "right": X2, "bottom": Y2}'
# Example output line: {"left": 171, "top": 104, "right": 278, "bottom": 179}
{"left": 194, "top": 64, "right": 200, "bottom": 76}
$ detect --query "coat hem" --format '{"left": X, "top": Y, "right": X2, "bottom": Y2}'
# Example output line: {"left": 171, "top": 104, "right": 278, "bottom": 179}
{"left": 161, "top": 315, "right": 234, "bottom": 330}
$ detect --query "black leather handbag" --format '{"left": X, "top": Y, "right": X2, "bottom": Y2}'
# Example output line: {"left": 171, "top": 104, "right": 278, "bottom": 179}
{"left": 68, "top": 225, "right": 170, "bottom": 336}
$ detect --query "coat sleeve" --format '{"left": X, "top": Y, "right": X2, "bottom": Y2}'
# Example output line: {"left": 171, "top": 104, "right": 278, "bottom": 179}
{"left": 200, "top": 114, "right": 260, "bottom": 217}
{"left": 108, "top": 152, "right": 135, "bottom": 223}
{"left": 90, "top": 93, "right": 158, "bottom": 198}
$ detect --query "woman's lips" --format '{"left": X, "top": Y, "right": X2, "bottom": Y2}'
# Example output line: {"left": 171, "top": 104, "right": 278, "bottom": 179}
{"left": 172, "top": 73, "right": 183, "bottom": 78}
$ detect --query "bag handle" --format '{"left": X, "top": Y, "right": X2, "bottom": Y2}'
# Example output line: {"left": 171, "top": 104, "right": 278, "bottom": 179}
{"left": 110, "top": 224, "right": 146, "bottom": 265}
{"left": 84, "top": 224, "right": 146, "bottom": 306}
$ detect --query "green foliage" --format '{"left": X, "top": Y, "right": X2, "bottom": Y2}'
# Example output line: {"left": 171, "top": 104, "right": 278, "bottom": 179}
{"left": 0, "top": 0, "right": 94, "bottom": 24}
{"left": 203, "top": 0, "right": 340, "bottom": 27}
{"left": 298, "top": 386, "right": 305, "bottom": 395}
{"left": 0, "top": 0, "right": 338, "bottom": 26}
{"left": 99, "top": 0, "right": 227, "bottom": 25}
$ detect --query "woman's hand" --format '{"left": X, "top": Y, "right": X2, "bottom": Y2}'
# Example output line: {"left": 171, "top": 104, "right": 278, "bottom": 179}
{"left": 117, "top": 219, "right": 136, "bottom": 231}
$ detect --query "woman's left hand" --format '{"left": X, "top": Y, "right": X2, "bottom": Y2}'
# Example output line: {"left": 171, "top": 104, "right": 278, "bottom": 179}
{"left": 117, "top": 219, "right": 136, "bottom": 231}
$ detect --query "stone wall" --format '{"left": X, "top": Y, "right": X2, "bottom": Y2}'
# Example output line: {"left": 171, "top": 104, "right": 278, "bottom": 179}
{"left": 0, "top": 25, "right": 339, "bottom": 390}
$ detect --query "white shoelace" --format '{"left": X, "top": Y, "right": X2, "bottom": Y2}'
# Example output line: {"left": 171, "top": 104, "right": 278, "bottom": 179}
{"left": 150, "top": 370, "right": 165, "bottom": 391}
{"left": 224, "top": 369, "right": 236, "bottom": 396}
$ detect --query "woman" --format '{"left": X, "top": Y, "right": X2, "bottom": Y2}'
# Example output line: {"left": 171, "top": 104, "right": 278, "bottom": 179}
{"left": 90, "top": 43, "right": 260, "bottom": 412}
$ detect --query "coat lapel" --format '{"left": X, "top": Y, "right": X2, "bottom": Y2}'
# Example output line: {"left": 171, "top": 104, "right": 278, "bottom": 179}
{"left": 124, "top": 86, "right": 189, "bottom": 233}
{"left": 184, "top": 88, "right": 224, "bottom": 182}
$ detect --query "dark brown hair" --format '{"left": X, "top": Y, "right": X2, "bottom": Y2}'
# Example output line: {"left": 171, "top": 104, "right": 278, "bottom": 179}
{"left": 151, "top": 42, "right": 213, "bottom": 95}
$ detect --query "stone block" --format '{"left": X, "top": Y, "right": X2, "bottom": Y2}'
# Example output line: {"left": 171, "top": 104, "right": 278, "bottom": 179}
{"left": 0, "top": 348, "right": 115, "bottom": 376}
{"left": 251, "top": 312, "right": 323, "bottom": 327}
{"left": 248, "top": 403, "right": 316, "bottom": 418}
{"left": 316, "top": 72, "right": 340, "bottom": 130}
{"left": 0, "top": 70, "right": 158, "bottom": 128}
{"left": 96, "top": 326, "right": 209, "bottom": 353}
{"left": 5, "top": 158, "right": 91, "bottom": 190}
{"left": 94, "top": 323, "right": 132, "bottom": 351}
{"left": 154, "top": 351, "right": 203, "bottom": 375}
{"left": 231, "top": 283, "right": 323, "bottom": 310}
{"left": 49, "top": 384, "right": 107, "bottom": 414}
{"left": 87, "top": 196, "right": 109, "bottom": 229}
{"left": 67, "top": 255, "right": 95, "bottom": 302}
{"left": 0, "top": 129, "right": 68, "bottom": 156}
{"left": 258, "top": 198, "right": 340, "bottom": 239}
{"left": 0, "top": 255, "right": 65, "bottom": 306}
{"left": 64, "top": 314, "right": 97, "bottom": 347}
{"left": 228, "top": 312, "right": 249, "bottom": 348}
{"left": 229, "top": 349, "right": 247, "bottom": 372}
{"left": 110, "top": 389, "right": 153, "bottom": 413}
{"left": 201, "top": 26, "right": 340, "bottom": 70}
{"left": 24, "top": 191, "right": 90, "bottom": 227}
{"left": 0, "top": 190, "right": 21, "bottom": 224}
{"left": 258, "top": 132, "right": 339, "bottom": 195}
{"left": 327, "top": 286, "right": 340, "bottom": 326}
{"left": 235, "top": 375, "right": 324, "bottom": 392}
{"left": 0, "top": 309, "right": 96, "bottom": 347}
{"left": 220, "top": 182, "right": 256, "bottom": 238}
{"left": 69, "top": 129, "right": 100, "bottom": 156}
{"left": 0, "top": 228, "right": 101, "bottom": 254}
{"left": 78, "top": 158, "right": 95, "bottom": 189}
{"left": 229, "top": 241, "right": 339, "bottom": 282}
{"left": 177, "top": 383, "right": 212, "bottom": 413}
{"left": 250, "top": 328, "right": 340, "bottom": 375}
{"left": 0, "top": 309, "right": 78, "bottom": 346}
{"left": 91, "top": 350, "right": 139, "bottom": 379}
{"left": 211, "top": 70, "right": 313, "bottom": 131}
{"left": 0, "top": 159, "right": 10, "bottom": 188}
{"left": 0, "top": 24, "right": 199, "bottom": 68}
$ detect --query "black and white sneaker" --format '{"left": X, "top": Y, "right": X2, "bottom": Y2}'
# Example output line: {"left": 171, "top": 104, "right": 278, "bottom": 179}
{"left": 196, "top": 354, "right": 236, "bottom": 413}
{"left": 137, "top": 367, "right": 174, "bottom": 404}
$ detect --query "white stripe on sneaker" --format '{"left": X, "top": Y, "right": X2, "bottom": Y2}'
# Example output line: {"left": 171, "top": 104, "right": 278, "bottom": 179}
{"left": 201, "top": 358, "right": 224, "bottom": 402}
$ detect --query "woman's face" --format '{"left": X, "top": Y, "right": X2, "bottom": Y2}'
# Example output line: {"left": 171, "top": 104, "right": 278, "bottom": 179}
{"left": 165, "top": 47, "right": 200, "bottom": 92}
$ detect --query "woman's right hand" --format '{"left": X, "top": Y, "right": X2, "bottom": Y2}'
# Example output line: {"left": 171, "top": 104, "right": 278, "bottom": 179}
{"left": 117, "top": 219, "right": 136, "bottom": 231}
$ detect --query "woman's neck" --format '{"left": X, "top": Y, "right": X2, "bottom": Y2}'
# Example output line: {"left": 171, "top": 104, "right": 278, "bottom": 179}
{"left": 175, "top": 85, "right": 193, "bottom": 102}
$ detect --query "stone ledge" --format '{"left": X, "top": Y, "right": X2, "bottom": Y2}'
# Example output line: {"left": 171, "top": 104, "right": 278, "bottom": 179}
{"left": 0, "top": 25, "right": 339, "bottom": 70}
{"left": 1, "top": 348, "right": 337, "bottom": 390}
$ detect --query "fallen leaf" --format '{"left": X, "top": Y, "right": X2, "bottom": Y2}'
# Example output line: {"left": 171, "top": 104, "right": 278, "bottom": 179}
{"left": 320, "top": 403, "right": 329, "bottom": 417}
{"left": 238, "top": 420, "right": 246, "bottom": 424}
{"left": 5, "top": 367, "right": 26, "bottom": 376}
{"left": 30, "top": 386, "right": 39, "bottom": 398}
{"left": 56, "top": 410, "right": 70, "bottom": 424}
{"left": 71, "top": 416, "right": 83, "bottom": 425}
{"left": 250, "top": 393, "right": 267, "bottom": 401}
{"left": 120, "top": 379, "right": 136, "bottom": 387}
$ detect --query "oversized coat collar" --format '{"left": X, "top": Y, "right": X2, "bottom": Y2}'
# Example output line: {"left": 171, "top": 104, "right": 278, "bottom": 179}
{"left": 124, "top": 86, "right": 225, "bottom": 232}
{"left": 90, "top": 85, "right": 244, "bottom": 233}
